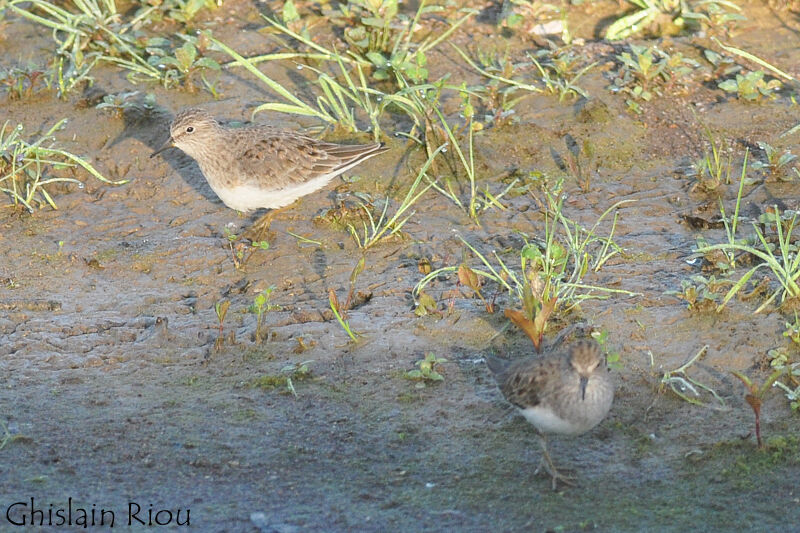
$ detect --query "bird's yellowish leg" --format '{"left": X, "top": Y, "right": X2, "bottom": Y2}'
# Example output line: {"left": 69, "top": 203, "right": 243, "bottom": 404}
{"left": 535, "top": 434, "right": 576, "bottom": 490}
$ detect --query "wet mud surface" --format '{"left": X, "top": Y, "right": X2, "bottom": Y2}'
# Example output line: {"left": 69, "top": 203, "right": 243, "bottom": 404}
{"left": 1, "top": 1, "right": 800, "bottom": 531}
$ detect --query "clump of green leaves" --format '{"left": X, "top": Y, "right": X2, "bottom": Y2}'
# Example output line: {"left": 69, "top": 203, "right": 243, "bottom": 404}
{"left": 158, "top": 0, "right": 221, "bottom": 23}
{"left": 414, "top": 289, "right": 439, "bottom": 317}
{"left": 96, "top": 91, "right": 156, "bottom": 117}
{"left": 145, "top": 36, "right": 221, "bottom": 92}
{"left": 497, "top": 0, "right": 573, "bottom": 42}
{"left": 249, "top": 286, "right": 279, "bottom": 343}
{"left": 339, "top": 0, "right": 401, "bottom": 55}
{"left": 666, "top": 274, "right": 727, "bottom": 312}
{"left": 751, "top": 141, "right": 797, "bottom": 180}
{"left": 0, "top": 63, "right": 54, "bottom": 99}
{"left": 249, "top": 360, "right": 313, "bottom": 397}
{"left": 331, "top": 0, "right": 475, "bottom": 83}
{"left": 7, "top": 0, "right": 158, "bottom": 95}
{"left": 609, "top": 44, "right": 698, "bottom": 113}
{"left": 529, "top": 45, "right": 596, "bottom": 102}
{"left": 591, "top": 329, "right": 622, "bottom": 371}
{"left": 782, "top": 313, "right": 800, "bottom": 345}
{"left": 7, "top": 0, "right": 224, "bottom": 96}
{"left": 767, "top": 341, "right": 800, "bottom": 412}
{"left": 415, "top": 186, "right": 636, "bottom": 350}
{"left": 718, "top": 70, "right": 781, "bottom": 101}
{"left": 404, "top": 352, "right": 447, "bottom": 386}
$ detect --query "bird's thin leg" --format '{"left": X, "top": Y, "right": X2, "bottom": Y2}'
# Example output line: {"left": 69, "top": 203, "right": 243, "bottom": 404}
{"left": 536, "top": 434, "right": 575, "bottom": 490}
{"left": 243, "top": 206, "right": 287, "bottom": 244}
{"left": 235, "top": 206, "right": 290, "bottom": 267}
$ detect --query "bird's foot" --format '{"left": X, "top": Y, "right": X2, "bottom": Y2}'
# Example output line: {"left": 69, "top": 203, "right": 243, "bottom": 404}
{"left": 231, "top": 212, "right": 278, "bottom": 267}
{"left": 535, "top": 456, "right": 576, "bottom": 491}
{"left": 241, "top": 215, "right": 275, "bottom": 245}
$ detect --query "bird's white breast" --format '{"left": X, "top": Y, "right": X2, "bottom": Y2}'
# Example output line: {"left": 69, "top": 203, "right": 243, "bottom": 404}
{"left": 520, "top": 406, "right": 585, "bottom": 435}
{"left": 209, "top": 174, "right": 338, "bottom": 212}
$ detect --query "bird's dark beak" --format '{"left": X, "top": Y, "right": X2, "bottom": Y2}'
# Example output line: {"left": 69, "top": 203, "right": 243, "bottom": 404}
{"left": 150, "top": 137, "right": 174, "bottom": 158}
{"left": 579, "top": 376, "right": 588, "bottom": 401}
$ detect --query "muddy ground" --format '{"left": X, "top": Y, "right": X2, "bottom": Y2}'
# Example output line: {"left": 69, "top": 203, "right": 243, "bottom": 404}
{"left": 2, "top": 1, "right": 800, "bottom": 531}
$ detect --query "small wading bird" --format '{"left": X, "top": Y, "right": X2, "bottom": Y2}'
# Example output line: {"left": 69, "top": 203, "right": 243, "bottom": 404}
{"left": 151, "top": 108, "right": 388, "bottom": 240}
{"left": 485, "top": 339, "right": 614, "bottom": 490}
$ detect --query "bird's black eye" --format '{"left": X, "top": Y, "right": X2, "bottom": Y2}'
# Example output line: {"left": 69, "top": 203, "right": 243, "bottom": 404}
{"left": 186, "top": 126, "right": 194, "bottom": 133}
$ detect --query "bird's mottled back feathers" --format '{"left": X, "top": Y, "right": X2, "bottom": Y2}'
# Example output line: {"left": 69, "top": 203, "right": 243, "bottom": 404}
{"left": 487, "top": 340, "right": 606, "bottom": 411}
{"left": 230, "top": 126, "right": 386, "bottom": 190}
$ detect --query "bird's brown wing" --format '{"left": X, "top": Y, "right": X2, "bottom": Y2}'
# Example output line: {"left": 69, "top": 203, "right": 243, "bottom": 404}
{"left": 234, "top": 127, "right": 384, "bottom": 189}
{"left": 495, "top": 356, "right": 568, "bottom": 410}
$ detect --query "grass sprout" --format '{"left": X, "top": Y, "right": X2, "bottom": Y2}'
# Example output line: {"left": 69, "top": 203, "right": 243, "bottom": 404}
{"left": 528, "top": 47, "right": 596, "bottom": 101}
{"left": 605, "top": 1, "right": 744, "bottom": 41}
{"left": 715, "top": 148, "right": 749, "bottom": 270}
{"left": 718, "top": 70, "right": 781, "bottom": 101}
{"left": 213, "top": 299, "right": 230, "bottom": 351}
{"left": 711, "top": 37, "right": 796, "bottom": 83}
{"left": 349, "top": 143, "right": 445, "bottom": 249}
{"left": 329, "top": 288, "right": 359, "bottom": 341}
{"left": 327, "top": 257, "right": 368, "bottom": 342}
{"left": 696, "top": 203, "right": 800, "bottom": 313}
{"left": 282, "top": 360, "right": 313, "bottom": 398}
{"left": 609, "top": 44, "right": 699, "bottom": 113}
{"left": 0, "top": 119, "right": 124, "bottom": 211}
{"left": 404, "top": 352, "right": 447, "bottom": 386}
{"left": 658, "top": 345, "right": 727, "bottom": 409}
{"left": 0, "top": 419, "right": 26, "bottom": 451}
{"left": 423, "top": 108, "right": 519, "bottom": 226}
{"left": 691, "top": 123, "right": 734, "bottom": 191}
{"left": 731, "top": 367, "right": 786, "bottom": 447}
{"left": 451, "top": 42, "right": 542, "bottom": 100}
{"left": 249, "top": 286, "right": 279, "bottom": 343}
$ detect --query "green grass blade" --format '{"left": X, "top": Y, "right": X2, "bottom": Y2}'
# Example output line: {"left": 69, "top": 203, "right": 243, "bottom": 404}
{"left": 712, "top": 37, "right": 796, "bottom": 82}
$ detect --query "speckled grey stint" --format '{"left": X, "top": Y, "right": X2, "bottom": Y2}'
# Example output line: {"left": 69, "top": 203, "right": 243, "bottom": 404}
{"left": 486, "top": 339, "right": 614, "bottom": 490}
